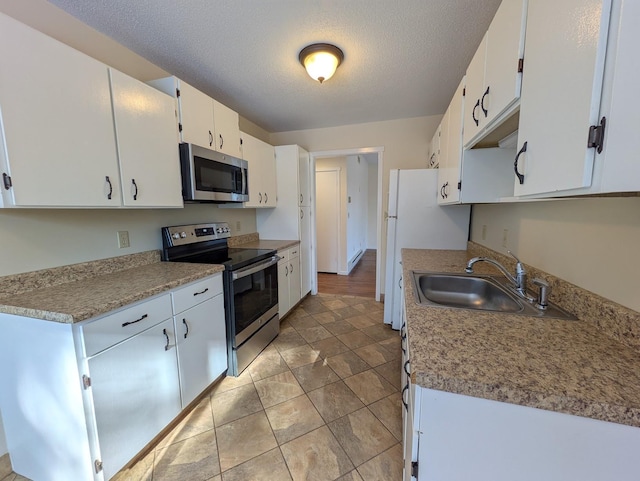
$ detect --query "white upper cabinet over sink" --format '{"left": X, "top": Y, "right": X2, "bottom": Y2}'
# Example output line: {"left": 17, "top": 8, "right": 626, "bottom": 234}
{"left": 463, "top": 0, "right": 527, "bottom": 147}
{"left": 0, "top": 13, "right": 120, "bottom": 208}
{"left": 514, "top": 0, "right": 612, "bottom": 196}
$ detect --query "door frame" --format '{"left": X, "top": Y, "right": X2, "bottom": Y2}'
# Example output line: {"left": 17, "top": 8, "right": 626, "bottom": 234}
{"left": 309, "top": 146, "right": 385, "bottom": 301}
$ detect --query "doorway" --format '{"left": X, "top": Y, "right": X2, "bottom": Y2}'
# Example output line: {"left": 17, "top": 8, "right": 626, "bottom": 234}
{"left": 316, "top": 169, "right": 340, "bottom": 273}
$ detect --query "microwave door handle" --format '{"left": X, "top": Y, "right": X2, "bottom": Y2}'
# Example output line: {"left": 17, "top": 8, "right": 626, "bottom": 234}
{"left": 232, "top": 255, "right": 281, "bottom": 281}
{"left": 242, "top": 167, "right": 248, "bottom": 195}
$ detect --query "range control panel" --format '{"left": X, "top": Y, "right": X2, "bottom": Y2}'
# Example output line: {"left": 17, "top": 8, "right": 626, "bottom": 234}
{"left": 162, "top": 222, "right": 231, "bottom": 247}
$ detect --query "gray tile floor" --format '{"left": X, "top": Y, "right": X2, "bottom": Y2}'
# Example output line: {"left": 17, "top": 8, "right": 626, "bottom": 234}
{"left": 2, "top": 294, "right": 403, "bottom": 481}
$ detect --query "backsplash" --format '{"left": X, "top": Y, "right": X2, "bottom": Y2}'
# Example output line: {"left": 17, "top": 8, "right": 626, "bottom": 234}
{"left": 227, "top": 232, "right": 259, "bottom": 247}
{"left": 468, "top": 242, "right": 640, "bottom": 352}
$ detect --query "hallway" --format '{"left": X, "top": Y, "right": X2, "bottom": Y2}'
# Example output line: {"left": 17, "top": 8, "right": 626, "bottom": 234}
{"left": 317, "top": 250, "right": 377, "bottom": 298}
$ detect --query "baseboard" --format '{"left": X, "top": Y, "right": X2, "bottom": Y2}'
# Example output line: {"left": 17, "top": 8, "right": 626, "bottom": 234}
{"left": 346, "top": 249, "right": 364, "bottom": 274}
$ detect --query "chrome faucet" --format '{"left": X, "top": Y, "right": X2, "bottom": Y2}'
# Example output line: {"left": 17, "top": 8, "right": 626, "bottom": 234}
{"left": 465, "top": 251, "right": 529, "bottom": 297}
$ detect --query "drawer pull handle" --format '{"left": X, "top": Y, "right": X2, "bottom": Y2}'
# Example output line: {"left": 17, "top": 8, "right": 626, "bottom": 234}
{"left": 182, "top": 318, "right": 189, "bottom": 339}
{"left": 193, "top": 288, "right": 209, "bottom": 296}
{"left": 404, "top": 359, "right": 411, "bottom": 376}
{"left": 163, "top": 328, "right": 170, "bottom": 351}
{"left": 122, "top": 313, "right": 148, "bottom": 328}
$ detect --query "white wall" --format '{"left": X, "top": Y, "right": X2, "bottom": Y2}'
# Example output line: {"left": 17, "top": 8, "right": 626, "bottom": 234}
{"left": 346, "top": 155, "right": 369, "bottom": 265}
{"left": 0, "top": 206, "right": 256, "bottom": 277}
{"left": 367, "top": 160, "right": 378, "bottom": 249}
{"left": 271, "top": 115, "right": 442, "bottom": 294}
{"left": 471, "top": 198, "right": 640, "bottom": 312}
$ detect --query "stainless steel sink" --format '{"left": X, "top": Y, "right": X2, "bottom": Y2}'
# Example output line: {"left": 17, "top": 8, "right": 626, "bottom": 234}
{"left": 411, "top": 271, "right": 577, "bottom": 320}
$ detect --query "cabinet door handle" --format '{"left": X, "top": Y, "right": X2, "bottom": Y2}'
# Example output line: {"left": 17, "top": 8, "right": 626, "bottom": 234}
{"left": 440, "top": 184, "right": 445, "bottom": 199}
{"left": 514, "top": 141, "right": 527, "bottom": 185}
{"left": 285, "top": 265, "right": 289, "bottom": 276}
{"left": 219, "top": 134, "right": 224, "bottom": 150}
{"left": 258, "top": 192, "right": 262, "bottom": 204}
{"left": 105, "top": 176, "right": 112, "bottom": 200}
{"left": 472, "top": 99, "right": 480, "bottom": 126}
{"left": 122, "top": 313, "right": 148, "bottom": 328}
{"left": 131, "top": 179, "right": 138, "bottom": 201}
{"left": 163, "top": 328, "right": 171, "bottom": 351}
{"left": 443, "top": 182, "right": 449, "bottom": 198}
{"left": 182, "top": 318, "right": 189, "bottom": 339}
{"left": 264, "top": 193, "right": 268, "bottom": 204}
{"left": 300, "top": 194, "right": 303, "bottom": 204}
{"left": 401, "top": 328, "right": 407, "bottom": 354}
{"left": 193, "top": 288, "right": 209, "bottom": 296}
{"left": 481, "top": 86, "right": 490, "bottom": 117}
{"left": 404, "top": 359, "right": 411, "bottom": 376}
{"left": 209, "top": 130, "right": 213, "bottom": 147}
{"left": 402, "top": 384, "right": 409, "bottom": 411}
{"left": 300, "top": 209, "right": 304, "bottom": 219}
{"left": 290, "top": 263, "right": 293, "bottom": 274}
{"left": 398, "top": 276, "right": 402, "bottom": 289}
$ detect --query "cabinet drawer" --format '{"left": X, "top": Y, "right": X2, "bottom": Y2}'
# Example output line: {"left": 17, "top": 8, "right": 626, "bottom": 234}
{"left": 289, "top": 246, "right": 300, "bottom": 259}
{"left": 82, "top": 294, "right": 173, "bottom": 356}
{"left": 278, "top": 249, "right": 290, "bottom": 263}
{"left": 172, "top": 275, "right": 222, "bottom": 314}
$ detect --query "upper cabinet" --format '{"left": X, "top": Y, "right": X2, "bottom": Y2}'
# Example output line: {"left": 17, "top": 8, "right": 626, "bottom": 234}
{"left": 0, "top": 13, "right": 120, "bottom": 208}
{"left": 514, "top": 0, "right": 612, "bottom": 196}
{"left": 0, "top": 14, "right": 182, "bottom": 209}
{"left": 148, "top": 77, "right": 242, "bottom": 158}
{"left": 437, "top": 78, "right": 465, "bottom": 205}
{"left": 240, "top": 132, "right": 277, "bottom": 208}
{"left": 463, "top": 0, "right": 527, "bottom": 147}
{"left": 109, "top": 69, "right": 182, "bottom": 208}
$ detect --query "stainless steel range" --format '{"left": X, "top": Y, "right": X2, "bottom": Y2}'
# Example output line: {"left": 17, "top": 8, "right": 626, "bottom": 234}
{"left": 161, "top": 222, "right": 279, "bottom": 375}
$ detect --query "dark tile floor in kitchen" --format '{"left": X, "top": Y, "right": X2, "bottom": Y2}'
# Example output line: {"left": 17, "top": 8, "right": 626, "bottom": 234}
{"left": 0, "top": 294, "right": 402, "bottom": 481}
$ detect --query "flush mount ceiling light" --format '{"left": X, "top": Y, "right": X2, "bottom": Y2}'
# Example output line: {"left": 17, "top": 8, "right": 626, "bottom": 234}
{"left": 299, "top": 43, "right": 344, "bottom": 84}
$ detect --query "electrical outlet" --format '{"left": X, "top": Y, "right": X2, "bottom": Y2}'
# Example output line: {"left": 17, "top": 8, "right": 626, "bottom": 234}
{"left": 502, "top": 229, "right": 508, "bottom": 248}
{"left": 236, "top": 221, "right": 241, "bottom": 232}
{"left": 482, "top": 224, "right": 487, "bottom": 241}
{"left": 117, "top": 231, "right": 130, "bottom": 249}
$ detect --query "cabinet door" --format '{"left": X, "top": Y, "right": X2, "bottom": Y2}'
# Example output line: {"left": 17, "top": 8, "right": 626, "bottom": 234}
{"left": 462, "top": 34, "right": 487, "bottom": 146}
{"left": 178, "top": 81, "right": 215, "bottom": 148}
{"left": 436, "top": 110, "right": 451, "bottom": 205}
{"left": 175, "top": 294, "right": 227, "bottom": 407}
{"left": 0, "top": 14, "right": 120, "bottom": 207}
{"left": 428, "top": 126, "right": 440, "bottom": 168}
{"left": 88, "top": 318, "right": 181, "bottom": 480}
{"left": 299, "top": 207, "right": 312, "bottom": 297}
{"left": 110, "top": 69, "right": 183, "bottom": 207}
{"left": 212, "top": 99, "right": 242, "bottom": 158}
{"left": 241, "top": 133, "right": 263, "bottom": 207}
{"left": 514, "top": 0, "right": 611, "bottom": 196}
{"left": 482, "top": 0, "right": 527, "bottom": 126}
{"left": 262, "top": 142, "right": 277, "bottom": 207}
{"left": 288, "top": 254, "right": 302, "bottom": 308}
{"left": 443, "top": 78, "right": 465, "bottom": 204}
{"left": 278, "top": 259, "right": 291, "bottom": 317}
{"left": 298, "top": 147, "right": 311, "bottom": 206}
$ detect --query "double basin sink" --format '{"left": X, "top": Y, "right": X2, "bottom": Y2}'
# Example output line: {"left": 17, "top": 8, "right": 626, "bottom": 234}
{"left": 411, "top": 271, "right": 576, "bottom": 320}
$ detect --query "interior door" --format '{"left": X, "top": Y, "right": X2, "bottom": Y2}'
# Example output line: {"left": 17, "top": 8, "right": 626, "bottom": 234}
{"left": 316, "top": 169, "right": 340, "bottom": 273}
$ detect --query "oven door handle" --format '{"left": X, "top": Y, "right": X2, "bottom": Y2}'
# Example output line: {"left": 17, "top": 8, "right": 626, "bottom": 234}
{"left": 232, "top": 255, "right": 281, "bottom": 280}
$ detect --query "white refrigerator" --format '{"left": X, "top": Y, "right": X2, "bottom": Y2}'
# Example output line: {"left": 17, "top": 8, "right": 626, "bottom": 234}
{"left": 383, "top": 169, "right": 470, "bottom": 330}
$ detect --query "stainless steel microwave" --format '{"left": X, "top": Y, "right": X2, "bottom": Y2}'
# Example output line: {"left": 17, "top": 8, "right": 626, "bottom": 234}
{"left": 179, "top": 143, "right": 249, "bottom": 202}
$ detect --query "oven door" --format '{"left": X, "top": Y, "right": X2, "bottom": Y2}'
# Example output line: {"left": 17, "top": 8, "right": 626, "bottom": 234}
{"left": 231, "top": 255, "right": 279, "bottom": 346}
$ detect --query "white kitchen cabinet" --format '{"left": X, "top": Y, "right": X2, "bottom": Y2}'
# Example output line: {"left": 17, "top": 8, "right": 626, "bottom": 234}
{"left": 427, "top": 125, "right": 440, "bottom": 169}
{"left": 0, "top": 274, "right": 225, "bottom": 481}
{"left": 148, "top": 76, "right": 241, "bottom": 157}
{"left": 277, "top": 245, "right": 302, "bottom": 318}
{"left": 0, "top": 13, "right": 121, "bottom": 208}
{"left": 241, "top": 132, "right": 277, "bottom": 208}
{"left": 109, "top": 69, "right": 182, "bottom": 208}
{"left": 513, "top": 0, "right": 612, "bottom": 196}
{"left": 257, "top": 145, "right": 313, "bottom": 298}
{"left": 463, "top": 0, "right": 527, "bottom": 147}
{"left": 173, "top": 275, "right": 227, "bottom": 407}
{"left": 88, "top": 317, "right": 181, "bottom": 481}
{"left": 437, "top": 78, "right": 465, "bottom": 205}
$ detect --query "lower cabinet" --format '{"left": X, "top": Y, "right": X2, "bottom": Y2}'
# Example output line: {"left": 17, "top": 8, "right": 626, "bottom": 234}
{"left": 0, "top": 273, "right": 226, "bottom": 481}
{"left": 277, "top": 245, "right": 302, "bottom": 319}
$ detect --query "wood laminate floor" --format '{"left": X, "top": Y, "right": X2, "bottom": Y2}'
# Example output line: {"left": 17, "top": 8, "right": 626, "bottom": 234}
{"left": 317, "top": 249, "right": 377, "bottom": 299}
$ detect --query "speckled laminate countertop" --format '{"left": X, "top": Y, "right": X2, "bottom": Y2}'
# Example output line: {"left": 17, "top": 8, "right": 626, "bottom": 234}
{"left": 0, "top": 261, "right": 224, "bottom": 324}
{"left": 402, "top": 248, "right": 640, "bottom": 428}
{"left": 234, "top": 239, "right": 300, "bottom": 251}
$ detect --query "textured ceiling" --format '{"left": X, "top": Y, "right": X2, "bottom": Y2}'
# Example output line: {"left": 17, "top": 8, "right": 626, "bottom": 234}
{"left": 47, "top": 0, "right": 501, "bottom": 133}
